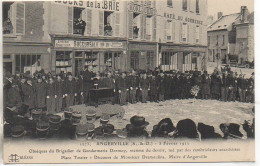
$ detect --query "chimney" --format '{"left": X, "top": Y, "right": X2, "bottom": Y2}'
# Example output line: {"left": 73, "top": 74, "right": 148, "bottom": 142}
{"left": 218, "top": 12, "right": 223, "bottom": 19}
{"left": 240, "top": 6, "right": 249, "bottom": 22}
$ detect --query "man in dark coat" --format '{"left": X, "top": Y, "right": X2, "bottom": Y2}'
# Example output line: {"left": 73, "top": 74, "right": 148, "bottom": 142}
{"left": 35, "top": 77, "right": 47, "bottom": 110}
{"left": 23, "top": 79, "right": 36, "bottom": 111}
{"left": 227, "top": 72, "right": 236, "bottom": 102}
{"left": 201, "top": 73, "right": 211, "bottom": 99}
{"left": 83, "top": 68, "right": 94, "bottom": 104}
{"left": 139, "top": 73, "right": 150, "bottom": 103}
{"left": 128, "top": 70, "right": 138, "bottom": 104}
{"left": 237, "top": 74, "right": 246, "bottom": 102}
{"left": 55, "top": 75, "right": 64, "bottom": 112}
{"left": 115, "top": 72, "right": 127, "bottom": 105}
{"left": 46, "top": 77, "right": 56, "bottom": 114}
{"left": 210, "top": 73, "right": 221, "bottom": 100}
{"left": 158, "top": 73, "right": 166, "bottom": 101}
{"left": 149, "top": 75, "right": 158, "bottom": 102}
{"left": 64, "top": 74, "right": 76, "bottom": 107}
{"left": 220, "top": 71, "right": 228, "bottom": 102}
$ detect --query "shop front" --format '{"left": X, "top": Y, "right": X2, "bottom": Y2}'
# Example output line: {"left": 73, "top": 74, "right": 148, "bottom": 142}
{"left": 51, "top": 35, "right": 127, "bottom": 76}
{"left": 128, "top": 42, "right": 157, "bottom": 71}
{"left": 160, "top": 44, "right": 207, "bottom": 72}
{"left": 3, "top": 41, "right": 51, "bottom": 75}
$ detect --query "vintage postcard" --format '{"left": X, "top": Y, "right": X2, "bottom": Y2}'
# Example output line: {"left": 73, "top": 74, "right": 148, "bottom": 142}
{"left": 2, "top": 0, "right": 255, "bottom": 164}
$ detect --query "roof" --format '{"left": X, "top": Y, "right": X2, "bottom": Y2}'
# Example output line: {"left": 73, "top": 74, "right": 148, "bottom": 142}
{"left": 208, "top": 13, "right": 241, "bottom": 31}
{"left": 234, "top": 12, "right": 254, "bottom": 25}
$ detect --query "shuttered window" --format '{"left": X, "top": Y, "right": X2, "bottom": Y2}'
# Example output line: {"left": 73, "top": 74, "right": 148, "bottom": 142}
{"left": 182, "top": 23, "right": 188, "bottom": 42}
{"left": 86, "top": 9, "right": 92, "bottom": 35}
{"left": 128, "top": 12, "right": 134, "bottom": 39}
{"left": 15, "top": 2, "right": 25, "bottom": 35}
{"left": 182, "top": 0, "right": 188, "bottom": 11}
{"left": 114, "top": 13, "right": 120, "bottom": 37}
{"left": 195, "top": 25, "right": 200, "bottom": 43}
{"left": 99, "top": 11, "right": 104, "bottom": 36}
{"left": 196, "top": 0, "right": 200, "bottom": 14}
{"left": 68, "top": 7, "right": 73, "bottom": 34}
{"left": 152, "top": 16, "right": 156, "bottom": 41}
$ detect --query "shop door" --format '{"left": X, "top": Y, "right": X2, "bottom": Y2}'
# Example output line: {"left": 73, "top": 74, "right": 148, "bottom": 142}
{"left": 138, "top": 51, "right": 147, "bottom": 70}
{"left": 130, "top": 51, "right": 139, "bottom": 70}
{"left": 75, "top": 51, "right": 85, "bottom": 76}
{"left": 3, "top": 62, "right": 12, "bottom": 74}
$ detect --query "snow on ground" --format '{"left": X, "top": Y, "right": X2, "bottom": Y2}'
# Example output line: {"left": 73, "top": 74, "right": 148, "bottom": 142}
{"left": 108, "top": 99, "right": 254, "bottom": 136}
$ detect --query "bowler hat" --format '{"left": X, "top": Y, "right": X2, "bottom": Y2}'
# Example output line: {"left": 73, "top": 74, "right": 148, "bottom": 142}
{"left": 11, "top": 125, "right": 25, "bottom": 138}
{"left": 176, "top": 119, "right": 198, "bottom": 138}
{"left": 130, "top": 116, "right": 149, "bottom": 127}
{"left": 76, "top": 124, "right": 88, "bottom": 136}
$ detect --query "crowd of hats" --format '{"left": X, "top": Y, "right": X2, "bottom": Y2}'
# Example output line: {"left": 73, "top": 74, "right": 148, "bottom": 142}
{"left": 4, "top": 105, "right": 255, "bottom": 140}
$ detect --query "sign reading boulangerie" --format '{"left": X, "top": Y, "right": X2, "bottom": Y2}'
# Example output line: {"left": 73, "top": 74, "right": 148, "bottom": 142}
{"left": 2, "top": 0, "right": 255, "bottom": 164}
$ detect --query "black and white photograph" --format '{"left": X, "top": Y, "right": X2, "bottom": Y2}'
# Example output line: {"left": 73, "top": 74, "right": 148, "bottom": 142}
{"left": 1, "top": 0, "right": 255, "bottom": 164}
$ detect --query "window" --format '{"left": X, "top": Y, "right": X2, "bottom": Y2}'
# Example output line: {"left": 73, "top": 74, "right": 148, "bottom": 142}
{"left": 195, "top": 26, "right": 200, "bottom": 43}
{"left": 196, "top": 0, "right": 200, "bottom": 14}
{"left": 222, "top": 35, "right": 225, "bottom": 45}
{"left": 166, "top": 20, "right": 173, "bottom": 41}
{"left": 130, "top": 51, "right": 139, "bottom": 69}
{"left": 3, "top": 2, "right": 25, "bottom": 35}
{"left": 146, "top": 16, "right": 152, "bottom": 40}
{"left": 162, "top": 52, "right": 171, "bottom": 65}
{"left": 133, "top": 13, "right": 141, "bottom": 39}
{"left": 167, "top": 0, "right": 173, "bottom": 7}
{"left": 183, "top": 0, "right": 188, "bottom": 11}
{"left": 216, "top": 35, "right": 219, "bottom": 46}
{"left": 104, "top": 11, "right": 114, "bottom": 36}
{"left": 15, "top": 54, "right": 41, "bottom": 74}
{"left": 73, "top": 7, "right": 86, "bottom": 35}
{"left": 182, "top": 23, "right": 188, "bottom": 42}
{"left": 208, "top": 36, "right": 210, "bottom": 46}
{"left": 104, "top": 52, "right": 113, "bottom": 67}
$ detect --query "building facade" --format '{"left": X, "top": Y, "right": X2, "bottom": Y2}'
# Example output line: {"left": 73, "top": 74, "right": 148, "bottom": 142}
{"left": 3, "top": 0, "right": 208, "bottom": 76}
{"left": 156, "top": 0, "right": 208, "bottom": 72}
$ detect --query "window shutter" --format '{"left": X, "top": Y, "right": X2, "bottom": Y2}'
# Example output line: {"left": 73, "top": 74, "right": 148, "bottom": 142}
{"left": 140, "top": 14, "right": 144, "bottom": 40}
{"left": 114, "top": 13, "right": 120, "bottom": 37}
{"left": 187, "top": 24, "right": 190, "bottom": 43}
{"left": 180, "top": 22, "right": 183, "bottom": 42}
{"left": 86, "top": 9, "right": 92, "bottom": 35}
{"left": 99, "top": 11, "right": 104, "bottom": 36}
{"left": 15, "top": 2, "right": 25, "bottom": 35}
{"left": 152, "top": 16, "right": 156, "bottom": 41}
{"left": 128, "top": 12, "right": 133, "bottom": 39}
{"left": 68, "top": 7, "right": 73, "bottom": 34}
{"left": 143, "top": 14, "right": 147, "bottom": 40}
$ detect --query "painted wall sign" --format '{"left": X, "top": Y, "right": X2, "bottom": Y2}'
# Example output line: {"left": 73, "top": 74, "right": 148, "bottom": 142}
{"left": 55, "top": 40, "right": 124, "bottom": 49}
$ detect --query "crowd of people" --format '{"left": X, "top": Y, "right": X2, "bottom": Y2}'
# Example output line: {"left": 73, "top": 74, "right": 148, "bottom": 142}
{"left": 4, "top": 107, "right": 255, "bottom": 140}
{"left": 4, "top": 66, "right": 254, "bottom": 115}
{"left": 3, "top": 66, "right": 254, "bottom": 140}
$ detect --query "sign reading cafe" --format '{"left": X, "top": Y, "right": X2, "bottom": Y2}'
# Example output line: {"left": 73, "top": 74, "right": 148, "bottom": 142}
{"left": 55, "top": 40, "right": 124, "bottom": 49}
{"left": 54, "top": 0, "right": 120, "bottom": 11}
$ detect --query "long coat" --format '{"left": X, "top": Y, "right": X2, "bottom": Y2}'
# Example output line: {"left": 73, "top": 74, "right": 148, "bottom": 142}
{"left": 35, "top": 82, "right": 47, "bottom": 108}
{"left": 211, "top": 75, "right": 221, "bottom": 95}
{"left": 201, "top": 77, "right": 211, "bottom": 95}
{"left": 7, "top": 87, "right": 22, "bottom": 108}
{"left": 23, "top": 83, "right": 36, "bottom": 109}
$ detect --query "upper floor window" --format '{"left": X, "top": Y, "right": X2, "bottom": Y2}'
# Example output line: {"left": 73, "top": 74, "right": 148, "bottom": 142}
{"left": 182, "top": 0, "right": 188, "bottom": 11}
{"left": 208, "top": 36, "right": 210, "bottom": 46}
{"left": 216, "top": 35, "right": 219, "bottom": 46}
{"left": 73, "top": 7, "right": 86, "bottom": 35}
{"left": 146, "top": 16, "right": 152, "bottom": 40}
{"left": 166, "top": 20, "right": 173, "bottom": 41}
{"left": 222, "top": 35, "right": 225, "bottom": 45}
{"left": 182, "top": 23, "right": 188, "bottom": 42}
{"left": 104, "top": 11, "right": 114, "bottom": 36}
{"left": 196, "top": 0, "right": 200, "bottom": 14}
{"left": 167, "top": 0, "right": 173, "bottom": 7}
{"left": 3, "top": 2, "right": 25, "bottom": 35}
{"left": 133, "top": 13, "right": 141, "bottom": 39}
{"left": 195, "top": 26, "right": 200, "bottom": 43}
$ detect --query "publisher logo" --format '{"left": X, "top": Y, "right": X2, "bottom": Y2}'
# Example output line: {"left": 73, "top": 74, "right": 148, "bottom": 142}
{"left": 9, "top": 154, "right": 19, "bottom": 162}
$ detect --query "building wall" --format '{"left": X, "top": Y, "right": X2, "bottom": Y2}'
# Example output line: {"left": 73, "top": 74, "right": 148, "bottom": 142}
{"left": 236, "top": 24, "right": 254, "bottom": 63}
{"left": 156, "top": 0, "right": 208, "bottom": 46}
{"left": 48, "top": 1, "right": 127, "bottom": 38}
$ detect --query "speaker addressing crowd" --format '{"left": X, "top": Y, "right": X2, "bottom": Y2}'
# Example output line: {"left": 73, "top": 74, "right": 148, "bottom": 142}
{"left": 3, "top": 66, "right": 254, "bottom": 140}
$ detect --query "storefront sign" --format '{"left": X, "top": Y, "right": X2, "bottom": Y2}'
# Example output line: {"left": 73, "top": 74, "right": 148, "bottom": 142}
{"left": 164, "top": 12, "right": 203, "bottom": 25}
{"left": 53, "top": 0, "right": 120, "bottom": 12}
{"left": 55, "top": 40, "right": 124, "bottom": 49}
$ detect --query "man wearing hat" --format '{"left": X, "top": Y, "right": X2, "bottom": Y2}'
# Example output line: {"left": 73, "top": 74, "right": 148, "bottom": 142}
{"left": 149, "top": 74, "right": 158, "bottom": 102}
{"left": 95, "top": 113, "right": 110, "bottom": 137}
{"left": 126, "top": 115, "right": 149, "bottom": 138}
{"left": 35, "top": 76, "right": 47, "bottom": 111}
{"left": 127, "top": 70, "right": 138, "bottom": 104}
{"left": 23, "top": 78, "right": 36, "bottom": 116}
{"left": 220, "top": 71, "right": 229, "bottom": 102}
{"left": 55, "top": 75, "right": 65, "bottom": 112}
{"left": 115, "top": 72, "right": 127, "bottom": 105}
{"left": 139, "top": 73, "right": 150, "bottom": 103}
{"left": 237, "top": 74, "right": 246, "bottom": 102}
{"left": 46, "top": 77, "right": 56, "bottom": 114}
{"left": 64, "top": 74, "right": 76, "bottom": 107}
{"left": 86, "top": 123, "right": 95, "bottom": 140}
